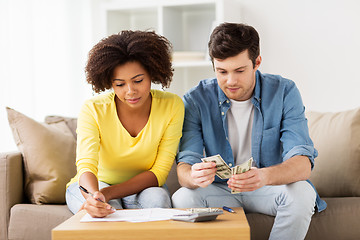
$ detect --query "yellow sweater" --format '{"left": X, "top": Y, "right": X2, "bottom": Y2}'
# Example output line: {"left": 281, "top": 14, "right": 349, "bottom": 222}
{"left": 67, "top": 90, "right": 184, "bottom": 188}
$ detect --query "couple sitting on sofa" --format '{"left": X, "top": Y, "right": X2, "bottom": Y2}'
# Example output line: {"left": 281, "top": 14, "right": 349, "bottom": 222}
{"left": 67, "top": 23, "right": 326, "bottom": 240}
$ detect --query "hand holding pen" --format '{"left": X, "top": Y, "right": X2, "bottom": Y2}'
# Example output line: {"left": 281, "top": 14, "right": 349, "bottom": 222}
{"left": 79, "top": 185, "right": 116, "bottom": 217}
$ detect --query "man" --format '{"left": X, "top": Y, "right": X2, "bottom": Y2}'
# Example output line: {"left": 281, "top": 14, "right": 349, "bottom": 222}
{"left": 172, "top": 23, "right": 326, "bottom": 240}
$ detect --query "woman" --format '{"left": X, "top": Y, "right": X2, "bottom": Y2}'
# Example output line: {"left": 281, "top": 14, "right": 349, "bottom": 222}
{"left": 66, "top": 30, "right": 184, "bottom": 218}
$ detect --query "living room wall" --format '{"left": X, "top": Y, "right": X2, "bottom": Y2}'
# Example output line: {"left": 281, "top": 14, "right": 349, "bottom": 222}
{"left": 0, "top": 0, "right": 94, "bottom": 152}
{"left": 1, "top": 0, "right": 359, "bottom": 152}
{"left": 236, "top": 0, "right": 360, "bottom": 113}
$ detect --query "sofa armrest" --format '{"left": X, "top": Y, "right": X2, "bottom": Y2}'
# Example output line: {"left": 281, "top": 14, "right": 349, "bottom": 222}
{"left": 0, "top": 151, "right": 24, "bottom": 240}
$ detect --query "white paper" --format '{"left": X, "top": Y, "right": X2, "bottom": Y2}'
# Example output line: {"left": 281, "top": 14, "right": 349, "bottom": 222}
{"left": 80, "top": 208, "right": 189, "bottom": 223}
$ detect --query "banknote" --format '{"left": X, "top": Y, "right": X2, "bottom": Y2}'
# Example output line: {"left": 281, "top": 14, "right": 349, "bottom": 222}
{"left": 201, "top": 154, "right": 232, "bottom": 179}
{"left": 188, "top": 208, "right": 222, "bottom": 213}
{"left": 231, "top": 157, "right": 253, "bottom": 194}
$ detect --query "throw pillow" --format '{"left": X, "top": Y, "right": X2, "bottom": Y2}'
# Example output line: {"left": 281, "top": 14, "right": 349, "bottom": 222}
{"left": 307, "top": 108, "right": 360, "bottom": 197}
{"left": 6, "top": 107, "right": 77, "bottom": 204}
{"left": 45, "top": 115, "right": 77, "bottom": 139}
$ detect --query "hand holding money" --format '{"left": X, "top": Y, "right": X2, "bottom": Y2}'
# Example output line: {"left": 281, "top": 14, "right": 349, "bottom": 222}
{"left": 201, "top": 155, "right": 253, "bottom": 179}
{"left": 230, "top": 157, "right": 253, "bottom": 194}
{"left": 201, "top": 154, "right": 232, "bottom": 179}
{"left": 201, "top": 155, "right": 254, "bottom": 193}
{"left": 190, "top": 161, "right": 217, "bottom": 188}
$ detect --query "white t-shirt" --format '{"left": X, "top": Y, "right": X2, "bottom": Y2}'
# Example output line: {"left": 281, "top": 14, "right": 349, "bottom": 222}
{"left": 227, "top": 98, "right": 254, "bottom": 166}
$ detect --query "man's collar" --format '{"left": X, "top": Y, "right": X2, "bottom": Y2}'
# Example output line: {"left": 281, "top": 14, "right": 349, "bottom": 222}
{"left": 253, "top": 70, "right": 261, "bottom": 103}
{"left": 217, "top": 84, "right": 229, "bottom": 106}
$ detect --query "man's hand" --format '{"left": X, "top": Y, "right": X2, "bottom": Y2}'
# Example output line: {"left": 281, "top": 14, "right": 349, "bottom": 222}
{"left": 82, "top": 191, "right": 115, "bottom": 218}
{"left": 190, "top": 162, "right": 217, "bottom": 188}
{"left": 227, "top": 167, "right": 267, "bottom": 192}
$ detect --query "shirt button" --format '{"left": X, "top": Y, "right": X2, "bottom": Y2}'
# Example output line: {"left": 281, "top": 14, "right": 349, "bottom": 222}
{"left": 226, "top": 100, "right": 229, "bottom": 103}
{"left": 228, "top": 163, "right": 233, "bottom": 167}
{"left": 221, "top": 112, "right": 224, "bottom": 115}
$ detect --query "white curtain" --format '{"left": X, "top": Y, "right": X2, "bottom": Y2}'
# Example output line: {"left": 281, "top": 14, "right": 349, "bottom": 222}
{"left": 0, "top": 0, "right": 94, "bottom": 152}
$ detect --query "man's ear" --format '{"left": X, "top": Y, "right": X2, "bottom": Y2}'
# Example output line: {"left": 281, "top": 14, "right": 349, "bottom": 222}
{"left": 254, "top": 55, "right": 262, "bottom": 70}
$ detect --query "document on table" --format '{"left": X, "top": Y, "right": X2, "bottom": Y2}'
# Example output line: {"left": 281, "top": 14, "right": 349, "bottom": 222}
{"left": 80, "top": 208, "right": 189, "bottom": 223}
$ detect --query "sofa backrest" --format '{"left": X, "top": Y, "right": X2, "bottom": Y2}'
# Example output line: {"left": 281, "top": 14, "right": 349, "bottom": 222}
{"left": 46, "top": 107, "right": 360, "bottom": 199}
{"left": 307, "top": 108, "right": 360, "bottom": 197}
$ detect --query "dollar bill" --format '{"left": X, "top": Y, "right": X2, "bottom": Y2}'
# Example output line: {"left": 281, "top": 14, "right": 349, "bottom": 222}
{"left": 231, "top": 157, "right": 253, "bottom": 194}
{"left": 188, "top": 208, "right": 222, "bottom": 213}
{"left": 201, "top": 154, "right": 232, "bottom": 179}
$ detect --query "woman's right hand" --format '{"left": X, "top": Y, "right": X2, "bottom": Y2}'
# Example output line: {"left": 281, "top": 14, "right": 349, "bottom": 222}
{"left": 82, "top": 191, "right": 116, "bottom": 218}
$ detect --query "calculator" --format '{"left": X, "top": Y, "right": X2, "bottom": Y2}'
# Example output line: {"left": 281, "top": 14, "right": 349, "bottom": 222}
{"left": 171, "top": 209, "right": 223, "bottom": 222}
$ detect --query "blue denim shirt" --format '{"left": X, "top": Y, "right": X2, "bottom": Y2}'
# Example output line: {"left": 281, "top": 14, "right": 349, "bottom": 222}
{"left": 177, "top": 70, "right": 327, "bottom": 212}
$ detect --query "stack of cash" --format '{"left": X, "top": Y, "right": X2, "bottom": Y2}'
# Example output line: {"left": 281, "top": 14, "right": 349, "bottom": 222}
{"left": 188, "top": 208, "right": 223, "bottom": 213}
{"left": 201, "top": 154, "right": 253, "bottom": 194}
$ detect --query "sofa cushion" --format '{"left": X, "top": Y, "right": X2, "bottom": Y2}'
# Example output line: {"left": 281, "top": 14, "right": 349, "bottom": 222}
{"left": 307, "top": 108, "right": 360, "bottom": 197}
{"left": 165, "top": 161, "right": 181, "bottom": 195}
{"left": 305, "top": 197, "right": 360, "bottom": 240}
{"left": 8, "top": 204, "right": 72, "bottom": 240}
{"left": 246, "top": 197, "right": 360, "bottom": 240}
{"left": 6, "top": 107, "right": 77, "bottom": 204}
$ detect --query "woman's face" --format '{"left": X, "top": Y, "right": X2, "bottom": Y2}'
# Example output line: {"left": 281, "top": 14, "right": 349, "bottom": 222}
{"left": 111, "top": 61, "right": 151, "bottom": 111}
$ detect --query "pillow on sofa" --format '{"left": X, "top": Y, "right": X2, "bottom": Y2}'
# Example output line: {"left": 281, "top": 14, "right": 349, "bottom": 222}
{"left": 45, "top": 115, "right": 77, "bottom": 139}
{"left": 6, "top": 107, "right": 77, "bottom": 204}
{"left": 307, "top": 108, "right": 360, "bottom": 197}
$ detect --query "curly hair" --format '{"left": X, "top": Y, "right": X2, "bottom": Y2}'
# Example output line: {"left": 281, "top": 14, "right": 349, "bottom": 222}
{"left": 85, "top": 30, "right": 173, "bottom": 93}
{"left": 208, "top": 23, "right": 260, "bottom": 68}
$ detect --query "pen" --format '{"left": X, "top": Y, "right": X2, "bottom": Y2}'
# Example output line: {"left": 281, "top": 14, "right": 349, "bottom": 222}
{"left": 223, "top": 206, "right": 236, "bottom": 213}
{"left": 79, "top": 185, "right": 116, "bottom": 211}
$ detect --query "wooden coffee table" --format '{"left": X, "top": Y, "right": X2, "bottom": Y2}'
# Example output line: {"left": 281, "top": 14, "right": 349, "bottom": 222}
{"left": 52, "top": 208, "right": 250, "bottom": 240}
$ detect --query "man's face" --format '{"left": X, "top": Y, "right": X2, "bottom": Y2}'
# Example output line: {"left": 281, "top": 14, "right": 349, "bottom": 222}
{"left": 214, "top": 50, "right": 261, "bottom": 101}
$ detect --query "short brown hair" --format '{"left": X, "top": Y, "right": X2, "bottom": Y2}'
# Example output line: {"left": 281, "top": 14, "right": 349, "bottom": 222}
{"left": 85, "top": 30, "right": 173, "bottom": 93}
{"left": 208, "top": 23, "right": 260, "bottom": 68}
